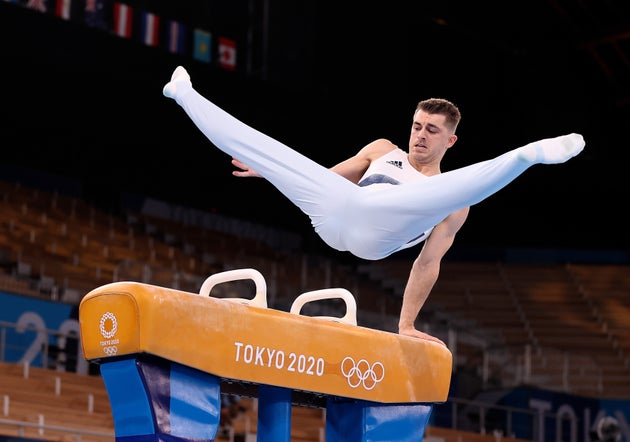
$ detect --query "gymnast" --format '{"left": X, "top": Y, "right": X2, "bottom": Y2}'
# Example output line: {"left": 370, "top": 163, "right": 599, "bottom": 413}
{"left": 163, "top": 65, "right": 584, "bottom": 345}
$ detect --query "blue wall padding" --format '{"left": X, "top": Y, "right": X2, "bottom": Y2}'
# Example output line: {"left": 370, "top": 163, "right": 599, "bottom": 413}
{"left": 136, "top": 358, "right": 172, "bottom": 433}
{"left": 168, "top": 363, "right": 221, "bottom": 439}
{"left": 101, "top": 359, "right": 157, "bottom": 437}
{"left": 101, "top": 356, "right": 222, "bottom": 442}
{"left": 326, "top": 397, "right": 433, "bottom": 442}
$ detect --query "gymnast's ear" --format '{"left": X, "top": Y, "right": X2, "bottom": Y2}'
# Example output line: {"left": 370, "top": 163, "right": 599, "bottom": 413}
{"left": 446, "top": 134, "right": 458, "bottom": 148}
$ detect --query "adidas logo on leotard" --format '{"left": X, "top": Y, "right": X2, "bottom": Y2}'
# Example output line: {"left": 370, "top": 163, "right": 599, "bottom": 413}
{"left": 386, "top": 160, "right": 403, "bottom": 169}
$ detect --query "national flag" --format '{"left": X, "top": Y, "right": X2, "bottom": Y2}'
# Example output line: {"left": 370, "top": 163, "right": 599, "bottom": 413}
{"left": 193, "top": 29, "right": 211, "bottom": 63}
{"left": 218, "top": 37, "right": 236, "bottom": 71}
{"left": 55, "top": 0, "right": 70, "bottom": 19}
{"left": 139, "top": 11, "right": 159, "bottom": 47}
{"left": 26, "top": 0, "right": 47, "bottom": 12}
{"left": 165, "top": 20, "right": 187, "bottom": 55}
{"left": 84, "top": 0, "right": 106, "bottom": 29}
{"left": 113, "top": 2, "right": 133, "bottom": 38}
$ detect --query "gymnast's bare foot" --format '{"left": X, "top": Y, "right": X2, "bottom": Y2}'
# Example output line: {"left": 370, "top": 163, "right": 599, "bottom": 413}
{"left": 163, "top": 66, "right": 192, "bottom": 99}
{"left": 518, "top": 133, "right": 585, "bottom": 164}
{"left": 399, "top": 327, "right": 446, "bottom": 346}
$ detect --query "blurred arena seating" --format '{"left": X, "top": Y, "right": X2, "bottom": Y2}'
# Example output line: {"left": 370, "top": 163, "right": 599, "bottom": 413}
{"left": 1, "top": 177, "right": 629, "bottom": 441}
{"left": 0, "top": 361, "right": 113, "bottom": 441}
{"left": 358, "top": 260, "right": 630, "bottom": 398}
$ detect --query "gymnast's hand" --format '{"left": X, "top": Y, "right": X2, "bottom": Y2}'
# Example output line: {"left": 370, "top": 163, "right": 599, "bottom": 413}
{"left": 231, "top": 158, "right": 262, "bottom": 178}
{"left": 399, "top": 327, "right": 446, "bottom": 346}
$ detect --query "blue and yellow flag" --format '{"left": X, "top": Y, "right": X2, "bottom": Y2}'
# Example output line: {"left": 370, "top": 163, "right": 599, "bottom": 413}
{"left": 193, "top": 28, "right": 211, "bottom": 63}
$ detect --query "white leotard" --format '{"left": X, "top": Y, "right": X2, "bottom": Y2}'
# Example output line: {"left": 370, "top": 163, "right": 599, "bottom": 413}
{"left": 358, "top": 148, "right": 434, "bottom": 251}
{"left": 359, "top": 148, "right": 426, "bottom": 187}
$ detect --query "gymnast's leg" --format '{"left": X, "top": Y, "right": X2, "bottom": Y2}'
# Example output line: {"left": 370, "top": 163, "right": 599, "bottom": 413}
{"left": 346, "top": 133, "right": 584, "bottom": 259}
{"left": 391, "top": 132, "right": 584, "bottom": 216}
{"left": 162, "top": 66, "right": 357, "bottom": 250}
{"left": 163, "top": 66, "right": 584, "bottom": 260}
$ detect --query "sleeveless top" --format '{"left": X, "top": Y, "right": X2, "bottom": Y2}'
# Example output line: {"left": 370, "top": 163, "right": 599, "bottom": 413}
{"left": 358, "top": 148, "right": 434, "bottom": 249}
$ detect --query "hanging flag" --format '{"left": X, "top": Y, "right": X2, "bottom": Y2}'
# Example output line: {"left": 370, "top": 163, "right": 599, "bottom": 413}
{"left": 218, "top": 37, "right": 236, "bottom": 71}
{"left": 113, "top": 2, "right": 133, "bottom": 38}
{"left": 25, "top": 0, "right": 47, "bottom": 12}
{"left": 55, "top": 0, "right": 70, "bottom": 19}
{"left": 193, "top": 29, "right": 211, "bottom": 63}
{"left": 139, "top": 11, "right": 159, "bottom": 47}
{"left": 165, "top": 20, "right": 187, "bottom": 56}
{"left": 84, "top": 0, "right": 106, "bottom": 29}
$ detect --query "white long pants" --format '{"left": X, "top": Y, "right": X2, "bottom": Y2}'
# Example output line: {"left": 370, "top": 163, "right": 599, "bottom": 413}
{"left": 169, "top": 83, "right": 574, "bottom": 260}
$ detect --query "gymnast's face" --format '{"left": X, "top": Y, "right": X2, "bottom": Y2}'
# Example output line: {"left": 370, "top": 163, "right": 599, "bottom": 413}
{"left": 408, "top": 110, "right": 458, "bottom": 167}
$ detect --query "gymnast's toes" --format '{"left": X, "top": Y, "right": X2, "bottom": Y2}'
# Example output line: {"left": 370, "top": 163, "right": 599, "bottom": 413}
{"left": 162, "top": 81, "right": 177, "bottom": 98}
{"left": 163, "top": 66, "right": 191, "bottom": 98}
{"left": 563, "top": 133, "right": 585, "bottom": 157}
{"left": 170, "top": 65, "right": 190, "bottom": 83}
{"left": 517, "top": 133, "right": 585, "bottom": 164}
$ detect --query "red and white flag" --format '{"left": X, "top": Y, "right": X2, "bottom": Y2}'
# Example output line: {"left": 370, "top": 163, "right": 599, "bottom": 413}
{"left": 140, "top": 12, "right": 160, "bottom": 47}
{"left": 113, "top": 2, "right": 133, "bottom": 38}
{"left": 56, "top": 0, "right": 70, "bottom": 19}
{"left": 219, "top": 37, "right": 236, "bottom": 71}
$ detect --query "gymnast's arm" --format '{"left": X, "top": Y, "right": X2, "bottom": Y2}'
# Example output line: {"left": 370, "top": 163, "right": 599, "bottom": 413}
{"left": 232, "top": 139, "right": 396, "bottom": 183}
{"left": 232, "top": 138, "right": 396, "bottom": 184}
{"left": 329, "top": 139, "right": 396, "bottom": 183}
{"left": 398, "top": 206, "right": 469, "bottom": 346}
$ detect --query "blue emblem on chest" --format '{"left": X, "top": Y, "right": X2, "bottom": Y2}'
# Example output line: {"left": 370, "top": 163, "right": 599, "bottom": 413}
{"left": 358, "top": 174, "right": 401, "bottom": 187}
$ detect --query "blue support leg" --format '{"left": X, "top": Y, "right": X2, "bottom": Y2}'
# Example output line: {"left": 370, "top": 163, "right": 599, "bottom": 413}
{"left": 257, "top": 384, "right": 292, "bottom": 442}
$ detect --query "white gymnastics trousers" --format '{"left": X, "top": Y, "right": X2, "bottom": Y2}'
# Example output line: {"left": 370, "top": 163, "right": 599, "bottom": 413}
{"left": 164, "top": 67, "right": 584, "bottom": 260}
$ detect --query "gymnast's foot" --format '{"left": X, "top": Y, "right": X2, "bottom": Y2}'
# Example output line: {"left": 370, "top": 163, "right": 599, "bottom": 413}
{"left": 162, "top": 66, "right": 191, "bottom": 99}
{"left": 517, "top": 133, "right": 585, "bottom": 164}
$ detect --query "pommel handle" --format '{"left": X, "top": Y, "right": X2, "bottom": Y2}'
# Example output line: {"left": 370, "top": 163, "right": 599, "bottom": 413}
{"left": 198, "top": 268, "right": 267, "bottom": 308}
{"left": 290, "top": 288, "right": 357, "bottom": 325}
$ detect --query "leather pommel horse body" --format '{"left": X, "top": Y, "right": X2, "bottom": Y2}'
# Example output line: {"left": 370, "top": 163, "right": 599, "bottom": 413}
{"left": 79, "top": 268, "right": 452, "bottom": 442}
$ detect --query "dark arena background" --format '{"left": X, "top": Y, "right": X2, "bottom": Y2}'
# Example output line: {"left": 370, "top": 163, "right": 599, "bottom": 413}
{"left": 1, "top": 1, "right": 630, "bottom": 441}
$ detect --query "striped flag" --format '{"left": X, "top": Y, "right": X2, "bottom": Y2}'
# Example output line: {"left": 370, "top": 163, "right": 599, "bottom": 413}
{"left": 55, "top": 0, "right": 70, "bottom": 18}
{"left": 140, "top": 11, "right": 159, "bottom": 47}
{"left": 218, "top": 37, "right": 236, "bottom": 71}
{"left": 113, "top": 2, "right": 133, "bottom": 38}
{"left": 193, "top": 28, "right": 211, "bottom": 63}
{"left": 165, "top": 20, "right": 187, "bottom": 55}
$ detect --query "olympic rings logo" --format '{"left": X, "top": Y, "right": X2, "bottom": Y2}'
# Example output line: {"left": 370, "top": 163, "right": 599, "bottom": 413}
{"left": 99, "top": 312, "right": 118, "bottom": 339}
{"left": 103, "top": 346, "right": 118, "bottom": 356}
{"left": 341, "top": 357, "right": 385, "bottom": 390}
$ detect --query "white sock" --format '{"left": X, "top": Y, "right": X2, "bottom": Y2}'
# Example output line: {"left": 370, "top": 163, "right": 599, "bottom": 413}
{"left": 517, "top": 133, "right": 585, "bottom": 164}
{"left": 163, "top": 66, "right": 192, "bottom": 99}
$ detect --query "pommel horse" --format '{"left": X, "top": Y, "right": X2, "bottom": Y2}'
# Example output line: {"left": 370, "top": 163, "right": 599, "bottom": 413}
{"left": 79, "top": 268, "right": 452, "bottom": 441}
